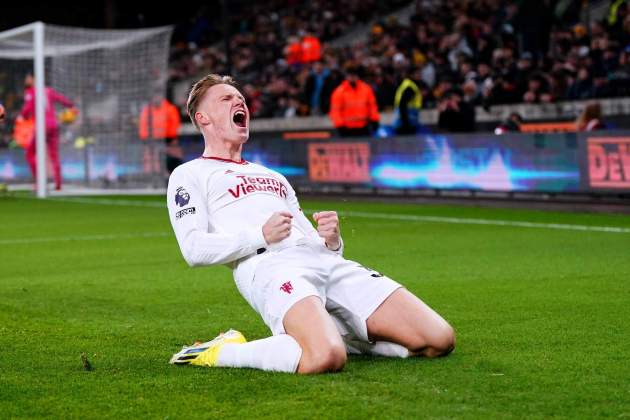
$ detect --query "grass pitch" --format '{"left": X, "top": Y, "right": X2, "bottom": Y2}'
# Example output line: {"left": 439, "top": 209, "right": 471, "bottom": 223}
{"left": 1, "top": 194, "right": 629, "bottom": 418}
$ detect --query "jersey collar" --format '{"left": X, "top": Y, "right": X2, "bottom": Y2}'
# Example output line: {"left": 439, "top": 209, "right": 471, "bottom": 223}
{"left": 200, "top": 156, "right": 248, "bottom": 165}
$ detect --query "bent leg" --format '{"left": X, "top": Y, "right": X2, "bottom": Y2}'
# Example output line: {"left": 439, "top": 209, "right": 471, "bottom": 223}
{"left": 220, "top": 247, "right": 347, "bottom": 374}
{"left": 212, "top": 296, "right": 345, "bottom": 374}
{"left": 284, "top": 296, "right": 347, "bottom": 374}
{"left": 367, "top": 288, "right": 455, "bottom": 358}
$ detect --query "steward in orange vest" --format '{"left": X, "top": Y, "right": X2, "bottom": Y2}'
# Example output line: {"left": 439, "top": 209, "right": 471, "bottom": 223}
{"left": 139, "top": 97, "right": 181, "bottom": 141}
{"left": 300, "top": 34, "right": 321, "bottom": 63}
{"left": 284, "top": 36, "right": 303, "bottom": 66}
{"left": 329, "top": 68, "right": 380, "bottom": 137}
{"left": 139, "top": 95, "right": 182, "bottom": 176}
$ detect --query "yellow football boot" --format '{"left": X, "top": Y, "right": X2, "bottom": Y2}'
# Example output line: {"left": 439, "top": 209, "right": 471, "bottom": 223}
{"left": 169, "top": 329, "right": 246, "bottom": 366}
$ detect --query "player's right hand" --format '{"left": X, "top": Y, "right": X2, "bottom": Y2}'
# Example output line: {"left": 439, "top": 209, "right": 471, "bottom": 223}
{"left": 262, "top": 211, "right": 293, "bottom": 244}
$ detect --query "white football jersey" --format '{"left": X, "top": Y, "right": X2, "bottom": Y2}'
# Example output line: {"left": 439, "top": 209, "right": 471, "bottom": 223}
{"left": 167, "top": 156, "right": 334, "bottom": 269}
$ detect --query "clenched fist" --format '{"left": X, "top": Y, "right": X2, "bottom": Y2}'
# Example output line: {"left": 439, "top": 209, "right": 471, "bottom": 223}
{"left": 313, "top": 211, "right": 341, "bottom": 251}
{"left": 262, "top": 211, "right": 293, "bottom": 244}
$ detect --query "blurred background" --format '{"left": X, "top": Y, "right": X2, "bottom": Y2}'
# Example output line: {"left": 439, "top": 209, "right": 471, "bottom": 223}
{"left": 0, "top": 0, "right": 629, "bottom": 202}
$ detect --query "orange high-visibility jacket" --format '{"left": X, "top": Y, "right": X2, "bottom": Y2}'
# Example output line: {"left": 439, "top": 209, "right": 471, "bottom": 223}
{"left": 329, "top": 80, "right": 380, "bottom": 129}
{"left": 13, "top": 116, "right": 34, "bottom": 148}
{"left": 286, "top": 41, "right": 303, "bottom": 66}
{"left": 139, "top": 99, "right": 181, "bottom": 140}
{"left": 301, "top": 36, "right": 321, "bottom": 63}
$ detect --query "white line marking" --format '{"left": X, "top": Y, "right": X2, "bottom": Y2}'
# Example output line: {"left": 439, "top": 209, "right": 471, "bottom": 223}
{"left": 335, "top": 210, "right": 630, "bottom": 234}
{"left": 0, "top": 232, "right": 170, "bottom": 245}
{"left": 12, "top": 196, "right": 630, "bottom": 234}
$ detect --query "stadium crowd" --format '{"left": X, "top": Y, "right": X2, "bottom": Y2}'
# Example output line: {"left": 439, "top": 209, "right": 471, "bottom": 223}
{"left": 168, "top": 0, "right": 630, "bottom": 121}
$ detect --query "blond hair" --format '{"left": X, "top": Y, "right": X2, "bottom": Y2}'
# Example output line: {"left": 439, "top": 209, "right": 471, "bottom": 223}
{"left": 187, "top": 74, "right": 239, "bottom": 129}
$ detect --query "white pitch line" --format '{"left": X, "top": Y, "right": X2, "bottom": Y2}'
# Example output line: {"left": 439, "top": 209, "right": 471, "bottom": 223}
{"left": 13, "top": 196, "right": 630, "bottom": 234}
{"left": 335, "top": 210, "right": 630, "bottom": 234}
{"left": 0, "top": 232, "right": 170, "bottom": 245}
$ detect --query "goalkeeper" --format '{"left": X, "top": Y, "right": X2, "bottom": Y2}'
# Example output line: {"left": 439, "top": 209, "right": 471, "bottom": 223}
{"left": 19, "top": 74, "right": 76, "bottom": 191}
{"left": 167, "top": 74, "right": 455, "bottom": 374}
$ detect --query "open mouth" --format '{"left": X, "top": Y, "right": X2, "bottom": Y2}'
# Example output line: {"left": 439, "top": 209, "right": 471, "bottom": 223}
{"left": 233, "top": 110, "right": 247, "bottom": 128}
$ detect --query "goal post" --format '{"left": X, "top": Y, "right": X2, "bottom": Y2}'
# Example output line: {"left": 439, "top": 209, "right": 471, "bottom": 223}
{"left": 0, "top": 22, "right": 173, "bottom": 197}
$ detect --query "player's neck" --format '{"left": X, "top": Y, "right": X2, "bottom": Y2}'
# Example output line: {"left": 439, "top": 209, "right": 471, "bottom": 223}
{"left": 202, "top": 140, "right": 243, "bottom": 161}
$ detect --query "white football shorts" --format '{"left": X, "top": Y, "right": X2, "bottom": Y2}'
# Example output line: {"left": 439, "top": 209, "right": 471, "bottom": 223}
{"left": 234, "top": 242, "right": 402, "bottom": 342}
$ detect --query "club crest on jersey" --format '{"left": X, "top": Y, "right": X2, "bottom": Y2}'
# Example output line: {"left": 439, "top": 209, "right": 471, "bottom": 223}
{"left": 175, "top": 187, "right": 190, "bottom": 207}
{"left": 280, "top": 281, "right": 293, "bottom": 294}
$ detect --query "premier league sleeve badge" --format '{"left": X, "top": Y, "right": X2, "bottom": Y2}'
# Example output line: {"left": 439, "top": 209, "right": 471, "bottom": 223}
{"left": 175, "top": 187, "right": 191, "bottom": 207}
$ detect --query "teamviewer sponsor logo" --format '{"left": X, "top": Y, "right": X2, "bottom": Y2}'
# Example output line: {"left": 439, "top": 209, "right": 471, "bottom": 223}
{"left": 228, "top": 175, "right": 288, "bottom": 199}
{"left": 176, "top": 207, "right": 196, "bottom": 219}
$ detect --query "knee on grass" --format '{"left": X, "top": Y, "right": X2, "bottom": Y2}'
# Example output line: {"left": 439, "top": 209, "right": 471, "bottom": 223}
{"left": 298, "top": 342, "right": 347, "bottom": 374}
{"left": 410, "top": 324, "right": 456, "bottom": 358}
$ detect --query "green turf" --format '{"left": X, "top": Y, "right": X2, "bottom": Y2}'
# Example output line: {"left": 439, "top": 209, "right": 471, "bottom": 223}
{"left": 1, "top": 194, "right": 629, "bottom": 418}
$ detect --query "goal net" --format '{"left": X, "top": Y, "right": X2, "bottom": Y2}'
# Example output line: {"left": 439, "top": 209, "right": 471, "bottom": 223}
{"left": 0, "top": 22, "right": 173, "bottom": 196}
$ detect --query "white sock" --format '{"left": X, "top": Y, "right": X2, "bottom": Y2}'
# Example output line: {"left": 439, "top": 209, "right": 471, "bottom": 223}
{"left": 216, "top": 334, "right": 302, "bottom": 373}
{"left": 344, "top": 338, "right": 409, "bottom": 358}
{"left": 370, "top": 341, "right": 410, "bottom": 358}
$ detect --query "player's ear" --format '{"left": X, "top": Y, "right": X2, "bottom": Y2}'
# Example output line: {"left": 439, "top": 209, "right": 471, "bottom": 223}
{"left": 195, "top": 111, "right": 211, "bottom": 127}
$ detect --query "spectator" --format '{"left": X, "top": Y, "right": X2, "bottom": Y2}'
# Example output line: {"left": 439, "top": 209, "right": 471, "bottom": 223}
{"left": 392, "top": 68, "right": 423, "bottom": 135}
{"left": 576, "top": 101, "right": 606, "bottom": 131}
{"left": 319, "top": 68, "right": 344, "bottom": 115}
{"left": 437, "top": 89, "right": 475, "bottom": 133}
{"left": 329, "top": 66, "right": 379, "bottom": 137}
{"left": 373, "top": 67, "right": 398, "bottom": 111}
{"left": 523, "top": 73, "right": 552, "bottom": 103}
{"left": 486, "top": 74, "right": 519, "bottom": 105}
{"left": 609, "top": 46, "right": 630, "bottom": 96}
{"left": 515, "top": 52, "right": 535, "bottom": 98}
{"left": 567, "top": 67, "right": 594, "bottom": 99}
{"left": 303, "top": 62, "right": 330, "bottom": 115}
{"left": 475, "top": 61, "right": 494, "bottom": 100}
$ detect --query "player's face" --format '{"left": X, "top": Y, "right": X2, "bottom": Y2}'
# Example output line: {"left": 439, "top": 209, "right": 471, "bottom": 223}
{"left": 201, "top": 83, "right": 249, "bottom": 144}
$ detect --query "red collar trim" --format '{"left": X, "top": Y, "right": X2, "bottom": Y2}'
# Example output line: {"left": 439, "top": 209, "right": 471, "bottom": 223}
{"left": 200, "top": 155, "right": 248, "bottom": 165}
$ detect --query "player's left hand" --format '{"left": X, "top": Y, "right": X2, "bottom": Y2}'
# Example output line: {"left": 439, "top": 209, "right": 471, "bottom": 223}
{"left": 0, "top": 104, "right": 5, "bottom": 121}
{"left": 313, "top": 211, "right": 341, "bottom": 251}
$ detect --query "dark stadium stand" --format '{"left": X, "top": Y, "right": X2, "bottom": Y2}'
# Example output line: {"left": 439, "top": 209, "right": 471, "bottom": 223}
{"left": 168, "top": 0, "right": 630, "bottom": 128}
